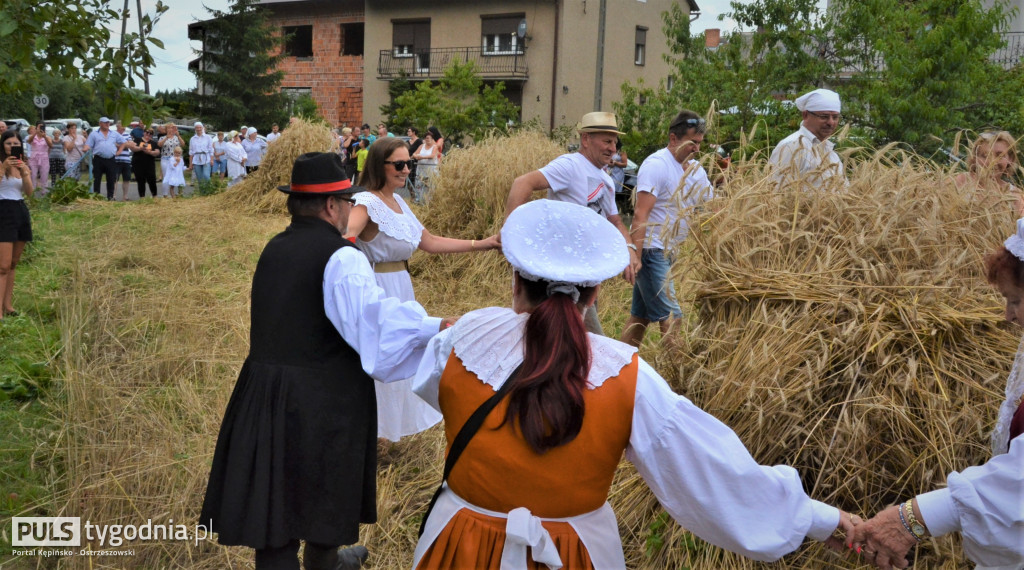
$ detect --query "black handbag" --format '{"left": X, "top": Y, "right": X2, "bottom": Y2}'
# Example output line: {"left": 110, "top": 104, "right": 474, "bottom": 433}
{"left": 418, "top": 364, "right": 523, "bottom": 537}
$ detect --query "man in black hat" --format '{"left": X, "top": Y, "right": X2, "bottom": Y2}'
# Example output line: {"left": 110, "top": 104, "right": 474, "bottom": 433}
{"left": 200, "top": 152, "right": 448, "bottom": 570}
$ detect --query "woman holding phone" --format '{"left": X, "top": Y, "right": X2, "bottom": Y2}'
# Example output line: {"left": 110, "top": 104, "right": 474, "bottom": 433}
{"left": 0, "top": 130, "right": 33, "bottom": 319}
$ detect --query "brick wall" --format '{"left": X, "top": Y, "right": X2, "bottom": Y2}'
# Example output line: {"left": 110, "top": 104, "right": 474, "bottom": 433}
{"left": 271, "top": 4, "right": 365, "bottom": 128}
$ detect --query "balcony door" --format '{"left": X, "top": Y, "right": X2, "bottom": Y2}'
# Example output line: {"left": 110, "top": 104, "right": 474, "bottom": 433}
{"left": 393, "top": 20, "right": 430, "bottom": 73}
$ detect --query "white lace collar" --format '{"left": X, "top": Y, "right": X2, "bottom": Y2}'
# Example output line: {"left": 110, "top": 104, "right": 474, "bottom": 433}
{"left": 449, "top": 307, "right": 638, "bottom": 391}
{"left": 354, "top": 192, "right": 422, "bottom": 246}
{"left": 992, "top": 332, "right": 1024, "bottom": 455}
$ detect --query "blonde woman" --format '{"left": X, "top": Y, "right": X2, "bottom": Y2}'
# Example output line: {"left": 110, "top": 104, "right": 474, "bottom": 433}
{"left": 157, "top": 123, "right": 182, "bottom": 186}
{"left": 956, "top": 131, "right": 1022, "bottom": 216}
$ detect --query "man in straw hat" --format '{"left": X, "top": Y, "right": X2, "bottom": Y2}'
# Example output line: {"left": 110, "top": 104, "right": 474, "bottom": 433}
{"left": 506, "top": 111, "right": 641, "bottom": 335}
{"left": 200, "top": 152, "right": 450, "bottom": 570}
{"left": 622, "top": 109, "right": 714, "bottom": 348}
{"left": 769, "top": 88, "right": 847, "bottom": 189}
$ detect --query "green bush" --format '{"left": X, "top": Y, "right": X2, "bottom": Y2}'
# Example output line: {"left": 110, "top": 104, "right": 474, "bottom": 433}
{"left": 47, "top": 177, "right": 96, "bottom": 205}
{"left": 195, "top": 176, "right": 227, "bottom": 197}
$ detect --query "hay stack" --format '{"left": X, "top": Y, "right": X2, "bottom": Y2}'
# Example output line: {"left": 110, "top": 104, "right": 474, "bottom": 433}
{"left": 618, "top": 149, "right": 1019, "bottom": 568}
{"left": 220, "top": 118, "right": 336, "bottom": 214}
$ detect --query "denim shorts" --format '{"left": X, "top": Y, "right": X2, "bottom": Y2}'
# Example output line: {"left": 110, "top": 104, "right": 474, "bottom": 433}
{"left": 630, "top": 248, "right": 682, "bottom": 321}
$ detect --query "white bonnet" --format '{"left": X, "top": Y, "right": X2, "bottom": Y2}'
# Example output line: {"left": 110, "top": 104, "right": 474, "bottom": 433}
{"left": 795, "top": 89, "right": 841, "bottom": 113}
{"left": 501, "top": 200, "right": 628, "bottom": 287}
{"left": 1005, "top": 218, "right": 1024, "bottom": 262}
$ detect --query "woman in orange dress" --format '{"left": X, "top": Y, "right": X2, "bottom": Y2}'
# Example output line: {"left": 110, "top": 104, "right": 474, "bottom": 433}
{"left": 411, "top": 199, "right": 857, "bottom": 569}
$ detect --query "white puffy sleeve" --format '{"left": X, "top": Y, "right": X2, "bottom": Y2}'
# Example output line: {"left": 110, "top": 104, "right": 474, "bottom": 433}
{"left": 915, "top": 434, "right": 1024, "bottom": 567}
{"left": 411, "top": 328, "right": 455, "bottom": 411}
{"left": 625, "top": 359, "right": 840, "bottom": 561}
{"left": 323, "top": 246, "right": 441, "bottom": 382}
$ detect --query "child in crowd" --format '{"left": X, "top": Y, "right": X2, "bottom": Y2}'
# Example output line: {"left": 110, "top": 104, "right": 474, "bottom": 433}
{"left": 161, "top": 146, "right": 189, "bottom": 198}
{"left": 355, "top": 139, "right": 369, "bottom": 182}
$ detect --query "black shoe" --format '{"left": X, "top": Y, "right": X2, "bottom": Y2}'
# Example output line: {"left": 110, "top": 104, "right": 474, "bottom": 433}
{"left": 334, "top": 545, "right": 368, "bottom": 570}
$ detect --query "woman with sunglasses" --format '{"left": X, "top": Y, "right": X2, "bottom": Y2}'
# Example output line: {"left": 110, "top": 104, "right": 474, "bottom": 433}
{"left": 347, "top": 137, "right": 499, "bottom": 442}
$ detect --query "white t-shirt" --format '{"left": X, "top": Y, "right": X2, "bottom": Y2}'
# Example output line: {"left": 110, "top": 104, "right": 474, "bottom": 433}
{"left": 266, "top": 132, "right": 281, "bottom": 143}
{"left": 539, "top": 152, "right": 618, "bottom": 218}
{"left": 636, "top": 147, "right": 713, "bottom": 250}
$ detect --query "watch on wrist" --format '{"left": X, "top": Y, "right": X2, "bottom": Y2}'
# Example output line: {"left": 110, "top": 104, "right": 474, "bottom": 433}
{"left": 904, "top": 499, "right": 927, "bottom": 540}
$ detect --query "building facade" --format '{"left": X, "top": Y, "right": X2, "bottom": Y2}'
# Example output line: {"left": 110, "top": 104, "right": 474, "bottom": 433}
{"left": 364, "top": 0, "right": 693, "bottom": 130}
{"left": 192, "top": 0, "right": 696, "bottom": 130}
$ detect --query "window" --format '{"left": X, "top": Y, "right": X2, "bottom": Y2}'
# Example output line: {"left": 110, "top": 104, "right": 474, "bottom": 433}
{"left": 481, "top": 15, "right": 524, "bottom": 55}
{"left": 393, "top": 20, "right": 430, "bottom": 58}
{"left": 667, "top": 74, "right": 675, "bottom": 90}
{"left": 635, "top": 27, "right": 647, "bottom": 66}
{"left": 341, "top": 23, "right": 364, "bottom": 56}
{"left": 283, "top": 25, "right": 313, "bottom": 58}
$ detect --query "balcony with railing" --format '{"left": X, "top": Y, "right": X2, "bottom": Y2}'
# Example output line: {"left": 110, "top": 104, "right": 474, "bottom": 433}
{"left": 993, "top": 31, "right": 1024, "bottom": 69}
{"left": 377, "top": 46, "right": 528, "bottom": 81}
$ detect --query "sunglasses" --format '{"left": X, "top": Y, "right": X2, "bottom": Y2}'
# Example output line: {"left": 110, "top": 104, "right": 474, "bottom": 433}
{"left": 670, "top": 117, "right": 707, "bottom": 132}
{"left": 383, "top": 159, "right": 416, "bottom": 171}
{"left": 808, "top": 111, "right": 842, "bottom": 122}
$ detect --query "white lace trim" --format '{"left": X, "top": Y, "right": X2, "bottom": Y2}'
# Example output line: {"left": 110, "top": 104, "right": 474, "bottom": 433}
{"left": 992, "top": 332, "right": 1024, "bottom": 455}
{"left": 354, "top": 192, "right": 423, "bottom": 247}
{"left": 450, "top": 307, "right": 638, "bottom": 391}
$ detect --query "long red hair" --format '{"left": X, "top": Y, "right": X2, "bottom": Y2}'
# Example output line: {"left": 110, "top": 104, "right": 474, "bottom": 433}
{"left": 499, "top": 274, "right": 595, "bottom": 454}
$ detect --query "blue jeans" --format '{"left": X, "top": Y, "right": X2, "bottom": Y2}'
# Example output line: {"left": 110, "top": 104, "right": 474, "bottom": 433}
{"left": 212, "top": 159, "right": 227, "bottom": 176}
{"left": 630, "top": 248, "right": 683, "bottom": 321}
{"left": 193, "top": 163, "right": 212, "bottom": 183}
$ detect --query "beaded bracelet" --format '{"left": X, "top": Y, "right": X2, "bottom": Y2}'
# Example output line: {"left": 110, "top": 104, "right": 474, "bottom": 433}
{"left": 904, "top": 499, "right": 927, "bottom": 540}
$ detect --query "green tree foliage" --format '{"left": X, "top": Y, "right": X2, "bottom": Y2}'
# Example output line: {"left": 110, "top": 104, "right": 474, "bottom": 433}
{"left": 834, "top": 0, "right": 1016, "bottom": 153}
{"left": 0, "top": 0, "right": 168, "bottom": 120}
{"left": 155, "top": 89, "right": 199, "bottom": 119}
{"left": 386, "top": 60, "right": 520, "bottom": 147}
{"left": 0, "top": 74, "right": 106, "bottom": 122}
{"left": 378, "top": 72, "right": 415, "bottom": 132}
{"left": 290, "top": 94, "right": 325, "bottom": 123}
{"left": 192, "top": 0, "right": 290, "bottom": 131}
{"left": 615, "top": 0, "right": 1024, "bottom": 161}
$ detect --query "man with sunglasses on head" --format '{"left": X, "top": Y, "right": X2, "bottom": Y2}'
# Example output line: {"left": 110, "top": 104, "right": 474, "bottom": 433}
{"left": 505, "top": 111, "right": 641, "bottom": 336}
{"left": 622, "top": 110, "right": 713, "bottom": 348}
{"left": 200, "top": 152, "right": 451, "bottom": 570}
{"left": 769, "top": 88, "right": 847, "bottom": 190}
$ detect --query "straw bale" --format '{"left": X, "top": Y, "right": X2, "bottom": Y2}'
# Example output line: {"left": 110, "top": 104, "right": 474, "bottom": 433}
{"left": 219, "top": 118, "right": 337, "bottom": 215}
{"left": 615, "top": 149, "right": 1020, "bottom": 568}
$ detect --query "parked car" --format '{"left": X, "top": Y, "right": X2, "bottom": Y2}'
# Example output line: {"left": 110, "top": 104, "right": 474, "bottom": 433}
{"left": 2, "top": 118, "right": 31, "bottom": 140}
{"left": 57, "top": 118, "right": 92, "bottom": 133}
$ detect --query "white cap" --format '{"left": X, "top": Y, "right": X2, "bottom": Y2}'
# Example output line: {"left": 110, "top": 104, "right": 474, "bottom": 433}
{"left": 795, "top": 89, "right": 841, "bottom": 113}
{"left": 194, "top": 121, "right": 204, "bottom": 128}
{"left": 249, "top": 127, "right": 257, "bottom": 134}
{"left": 1005, "top": 218, "right": 1024, "bottom": 262}
{"left": 501, "top": 200, "right": 628, "bottom": 287}
{"left": 99, "top": 117, "right": 111, "bottom": 123}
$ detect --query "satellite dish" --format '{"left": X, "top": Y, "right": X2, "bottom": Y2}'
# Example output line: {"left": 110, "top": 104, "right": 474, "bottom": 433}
{"left": 517, "top": 19, "right": 528, "bottom": 39}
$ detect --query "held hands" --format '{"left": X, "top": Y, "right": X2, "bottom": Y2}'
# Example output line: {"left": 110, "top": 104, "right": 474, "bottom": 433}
{"left": 474, "top": 234, "right": 501, "bottom": 251}
{"left": 824, "top": 510, "right": 863, "bottom": 554}
{"left": 847, "top": 505, "right": 917, "bottom": 570}
{"left": 440, "top": 317, "right": 459, "bottom": 331}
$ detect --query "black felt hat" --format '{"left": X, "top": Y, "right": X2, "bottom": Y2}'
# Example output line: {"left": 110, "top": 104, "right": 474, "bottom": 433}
{"left": 277, "top": 152, "right": 366, "bottom": 195}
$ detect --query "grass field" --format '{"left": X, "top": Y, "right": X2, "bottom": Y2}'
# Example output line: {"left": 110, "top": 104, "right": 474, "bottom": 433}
{"left": 2, "top": 130, "right": 1012, "bottom": 569}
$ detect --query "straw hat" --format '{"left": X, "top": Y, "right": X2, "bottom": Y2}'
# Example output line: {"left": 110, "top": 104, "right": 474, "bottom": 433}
{"left": 501, "top": 199, "right": 627, "bottom": 287}
{"left": 577, "top": 111, "right": 624, "bottom": 135}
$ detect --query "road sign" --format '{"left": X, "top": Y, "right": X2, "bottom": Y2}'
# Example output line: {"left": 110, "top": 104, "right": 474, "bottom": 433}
{"left": 33, "top": 95, "right": 50, "bottom": 109}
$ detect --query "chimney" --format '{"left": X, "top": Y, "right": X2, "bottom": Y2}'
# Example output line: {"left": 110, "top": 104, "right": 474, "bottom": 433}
{"left": 705, "top": 28, "right": 721, "bottom": 49}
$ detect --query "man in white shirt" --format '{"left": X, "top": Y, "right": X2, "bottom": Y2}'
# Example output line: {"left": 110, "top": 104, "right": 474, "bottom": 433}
{"left": 622, "top": 110, "right": 713, "bottom": 347}
{"left": 506, "top": 111, "right": 640, "bottom": 335}
{"left": 189, "top": 122, "right": 214, "bottom": 184}
{"left": 266, "top": 123, "right": 281, "bottom": 143}
{"left": 769, "top": 88, "right": 846, "bottom": 190}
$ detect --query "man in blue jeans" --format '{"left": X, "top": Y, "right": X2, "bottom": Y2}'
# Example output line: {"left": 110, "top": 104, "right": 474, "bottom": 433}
{"left": 84, "top": 117, "right": 129, "bottom": 200}
{"left": 621, "top": 109, "right": 714, "bottom": 347}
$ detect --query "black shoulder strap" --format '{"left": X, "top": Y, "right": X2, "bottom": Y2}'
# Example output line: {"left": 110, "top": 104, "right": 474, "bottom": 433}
{"left": 418, "top": 363, "right": 523, "bottom": 537}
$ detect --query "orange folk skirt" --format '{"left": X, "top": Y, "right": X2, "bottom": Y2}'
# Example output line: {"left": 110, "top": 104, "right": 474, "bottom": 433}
{"left": 416, "top": 507, "right": 595, "bottom": 569}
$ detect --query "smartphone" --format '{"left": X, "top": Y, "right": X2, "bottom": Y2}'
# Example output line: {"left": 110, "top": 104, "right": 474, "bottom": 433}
{"left": 10, "top": 146, "right": 23, "bottom": 159}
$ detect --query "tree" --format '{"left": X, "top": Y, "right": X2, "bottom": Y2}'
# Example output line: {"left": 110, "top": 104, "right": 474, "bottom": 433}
{"left": 614, "top": 0, "right": 1024, "bottom": 161}
{"left": 386, "top": 60, "right": 520, "bottom": 147}
{"left": 192, "top": 0, "right": 290, "bottom": 131}
{"left": 0, "top": 0, "right": 167, "bottom": 119}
